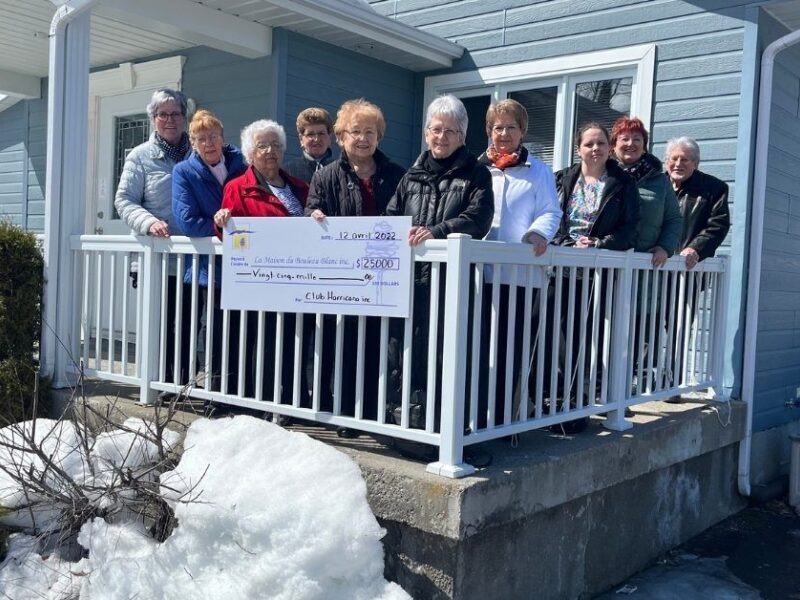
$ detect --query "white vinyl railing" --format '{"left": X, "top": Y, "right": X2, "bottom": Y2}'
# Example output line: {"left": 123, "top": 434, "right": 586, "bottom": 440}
{"left": 70, "top": 233, "right": 729, "bottom": 478}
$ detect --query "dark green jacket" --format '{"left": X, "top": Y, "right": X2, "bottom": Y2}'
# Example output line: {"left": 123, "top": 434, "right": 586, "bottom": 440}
{"left": 630, "top": 154, "right": 682, "bottom": 255}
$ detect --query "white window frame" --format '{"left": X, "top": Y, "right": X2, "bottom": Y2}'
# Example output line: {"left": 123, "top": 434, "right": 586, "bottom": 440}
{"left": 423, "top": 44, "right": 656, "bottom": 170}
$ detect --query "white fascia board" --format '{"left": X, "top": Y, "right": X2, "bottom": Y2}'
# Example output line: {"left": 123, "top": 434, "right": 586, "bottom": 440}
{"left": 97, "top": 0, "right": 272, "bottom": 59}
{"left": 0, "top": 68, "right": 41, "bottom": 99}
{"left": 267, "top": 0, "right": 463, "bottom": 68}
{"left": 89, "top": 56, "right": 185, "bottom": 96}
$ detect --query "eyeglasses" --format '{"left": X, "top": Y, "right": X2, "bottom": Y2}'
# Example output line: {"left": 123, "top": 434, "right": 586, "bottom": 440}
{"left": 491, "top": 125, "right": 519, "bottom": 135}
{"left": 193, "top": 133, "right": 222, "bottom": 145}
{"left": 303, "top": 131, "right": 329, "bottom": 139}
{"left": 255, "top": 141, "right": 283, "bottom": 152}
{"left": 427, "top": 126, "right": 461, "bottom": 138}
{"left": 155, "top": 111, "right": 184, "bottom": 122}
{"left": 345, "top": 129, "right": 378, "bottom": 140}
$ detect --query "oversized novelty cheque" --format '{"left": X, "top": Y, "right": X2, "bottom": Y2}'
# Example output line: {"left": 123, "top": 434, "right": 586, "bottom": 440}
{"left": 221, "top": 216, "right": 413, "bottom": 317}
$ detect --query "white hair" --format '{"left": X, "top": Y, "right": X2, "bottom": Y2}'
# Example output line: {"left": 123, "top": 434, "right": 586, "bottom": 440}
{"left": 146, "top": 88, "right": 187, "bottom": 120}
{"left": 664, "top": 136, "right": 700, "bottom": 163}
{"left": 425, "top": 94, "right": 468, "bottom": 137}
{"left": 240, "top": 119, "right": 287, "bottom": 164}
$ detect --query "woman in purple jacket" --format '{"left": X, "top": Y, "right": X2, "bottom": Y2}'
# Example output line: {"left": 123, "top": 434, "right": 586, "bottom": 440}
{"left": 172, "top": 109, "right": 247, "bottom": 396}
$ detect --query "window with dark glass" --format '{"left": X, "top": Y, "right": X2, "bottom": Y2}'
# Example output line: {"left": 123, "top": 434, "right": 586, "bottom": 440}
{"left": 461, "top": 95, "right": 492, "bottom": 158}
{"left": 509, "top": 87, "right": 558, "bottom": 168}
{"left": 571, "top": 77, "right": 632, "bottom": 163}
{"left": 113, "top": 114, "right": 149, "bottom": 218}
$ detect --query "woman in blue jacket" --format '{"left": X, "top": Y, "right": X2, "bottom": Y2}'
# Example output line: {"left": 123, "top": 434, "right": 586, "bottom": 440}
{"left": 172, "top": 109, "right": 247, "bottom": 396}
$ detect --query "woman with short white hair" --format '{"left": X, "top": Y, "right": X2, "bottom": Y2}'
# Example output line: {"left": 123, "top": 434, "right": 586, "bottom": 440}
{"left": 388, "top": 94, "right": 493, "bottom": 245}
{"left": 386, "top": 94, "right": 494, "bottom": 427}
{"left": 214, "top": 119, "right": 310, "bottom": 408}
{"left": 215, "top": 120, "right": 304, "bottom": 224}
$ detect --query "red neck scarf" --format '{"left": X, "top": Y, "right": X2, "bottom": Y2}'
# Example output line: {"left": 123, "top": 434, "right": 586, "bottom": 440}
{"left": 486, "top": 145, "right": 522, "bottom": 170}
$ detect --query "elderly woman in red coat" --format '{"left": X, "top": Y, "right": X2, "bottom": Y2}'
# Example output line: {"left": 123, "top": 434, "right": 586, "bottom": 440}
{"left": 215, "top": 120, "right": 308, "bottom": 223}
{"left": 214, "top": 120, "right": 309, "bottom": 413}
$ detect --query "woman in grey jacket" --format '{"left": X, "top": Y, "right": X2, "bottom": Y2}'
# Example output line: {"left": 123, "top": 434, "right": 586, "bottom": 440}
{"left": 114, "top": 88, "right": 192, "bottom": 394}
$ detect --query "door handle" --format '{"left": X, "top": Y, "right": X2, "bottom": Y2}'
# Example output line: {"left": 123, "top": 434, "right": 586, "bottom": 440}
{"left": 95, "top": 226, "right": 104, "bottom": 234}
{"left": 97, "top": 210, "right": 104, "bottom": 219}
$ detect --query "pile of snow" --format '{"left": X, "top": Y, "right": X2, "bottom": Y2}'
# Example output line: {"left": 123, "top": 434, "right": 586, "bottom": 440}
{"left": 0, "top": 419, "right": 91, "bottom": 515}
{"left": 0, "top": 417, "right": 178, "bottom": 528}
{"left": 0, "top": 416, "right": 409, "bottom": 600}
{"left": 0, "top": 533, "right": 84, "bottom": 600}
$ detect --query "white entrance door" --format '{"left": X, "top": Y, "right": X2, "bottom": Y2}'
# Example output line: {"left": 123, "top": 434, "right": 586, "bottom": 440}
{"left": 92, "top": 89, "right": 153, "bottom": 235}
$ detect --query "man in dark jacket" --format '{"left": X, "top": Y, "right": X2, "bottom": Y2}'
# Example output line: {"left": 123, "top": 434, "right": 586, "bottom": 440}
{"left": 665, "top": 136, "right": 730, "bottom": 268}
{"left": 664, "top": 136, "right": 730, "bottom": 396}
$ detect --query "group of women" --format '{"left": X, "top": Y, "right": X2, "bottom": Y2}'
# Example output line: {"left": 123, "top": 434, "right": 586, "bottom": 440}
{"left": 115, "top": 87, "right": 690, "bottom": 431}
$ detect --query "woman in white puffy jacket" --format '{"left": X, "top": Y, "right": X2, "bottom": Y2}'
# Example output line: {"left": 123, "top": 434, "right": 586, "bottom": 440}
{"left": 473, "top": 98, "right": 562, "bottom": 429}
{"left": 114, "top": 88, "right": 192, "bottom": 395}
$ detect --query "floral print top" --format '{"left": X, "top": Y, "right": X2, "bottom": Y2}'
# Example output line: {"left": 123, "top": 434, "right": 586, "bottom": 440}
{"left": 567, "top": 174, "right": 607, "bottom": 241}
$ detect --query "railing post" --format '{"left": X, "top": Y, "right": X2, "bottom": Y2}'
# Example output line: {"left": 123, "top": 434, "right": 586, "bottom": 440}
{"left": 709, "top": 257, "right": 730, "bottom": 400}
{"left": 138, "top": 238, "right": 161, "bottom": 405}
{"left": 427, "top": 234, "right": 476, "bottom": 478}
{"left": 604, "top": 250, "right": 634, "bottom": 432}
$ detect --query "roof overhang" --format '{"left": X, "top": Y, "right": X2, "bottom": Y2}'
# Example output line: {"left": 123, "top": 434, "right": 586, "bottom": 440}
{"left": 96, "top": 0, "right": 272, "bottom": 60}
{"left": 258, "top": 0, "right": 463, "bottom": 70}
{"left": 0, "top": 67, "right": 41, "bottom": 105}
{"left": 0, "top": 0, "right": 461, "bottom": 113}
{"left": 764, "top": 0, "right": 800, "bottom": 32}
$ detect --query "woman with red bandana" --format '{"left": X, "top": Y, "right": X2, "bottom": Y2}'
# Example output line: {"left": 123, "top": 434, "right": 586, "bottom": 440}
{"left": 474, "top": 99, "right": 562, "bottom": 427}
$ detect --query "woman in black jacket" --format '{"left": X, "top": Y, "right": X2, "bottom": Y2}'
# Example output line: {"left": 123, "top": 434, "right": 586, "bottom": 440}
{"left": 304, "top": 99, "right": 406, "bottom": 434}
{"left": 548, "top": 122, "right": 640, "bottom": 431}
{"left": 386, "top": 94, "right": 494, "bottom": 429}
{"left": 306, "top": 99, "right": 405, "bottom": 219}
{"left": 554, "top": 123, "right": 639, "bottom": 249}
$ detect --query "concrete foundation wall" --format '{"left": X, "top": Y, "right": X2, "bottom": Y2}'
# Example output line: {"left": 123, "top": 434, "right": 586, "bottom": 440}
{"left": 358, "top": 401, "right": 747, "bottom": 599}
{"left": 381, "top": 444, "right": 742, "bottom": 599}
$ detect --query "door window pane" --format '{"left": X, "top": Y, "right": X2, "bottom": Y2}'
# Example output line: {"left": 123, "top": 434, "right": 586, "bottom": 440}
{"left": 461, "top": 95, "right": 492, "bottom": 158}
{"left": 113, "top": 114, "right": 150, "bottom": 219}
{"left": 509, "top": 87, "right": 558, "bottom": 167}
{"left": 572, "top": 77, "right": 632, "bottom": 163}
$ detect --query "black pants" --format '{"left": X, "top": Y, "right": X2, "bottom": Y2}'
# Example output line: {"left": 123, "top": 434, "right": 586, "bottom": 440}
{"left": 386, "top": 266, "right": 448, "bottom": 431}
{"left": 200, "top": 291, "right": 310, "bottom": 402}
{"left": 198, "top": 286, "right": 244, "bottom": 395}
{"left": 631, "top": 274, "right": 670, "bottom": 392}
{"left": 259, "top": 311, "right": 311, "bottom": 406}
{"left": 315, "top": 314, "right": 380, "bottom": 419}
{"left": 164, "top": 276, "right": 193, "bottom": 387}
{"left": 469, "top": 284, "right": 542, "bottom": 428}
{"left": 547, "top": 270, "right": 612, "bottom": 405}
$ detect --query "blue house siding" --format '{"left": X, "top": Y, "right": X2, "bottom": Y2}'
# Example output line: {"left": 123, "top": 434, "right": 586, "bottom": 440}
{"left": 0, "top": 102, "right": 27, "bottom": 228}
{"left": 282, "top": 30, "right": 417, "bottom": 168}
{"left": 180, "top": 45, "right": 277, "bottom": 148}
{"left": 26, "top": 95, "right": 48, "bottom": 233}
{"left": 0, "top": 97, "right": 46, "bottom": 233}
{"left": 753, "top": 34, "right": 800, "bottom": 431}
